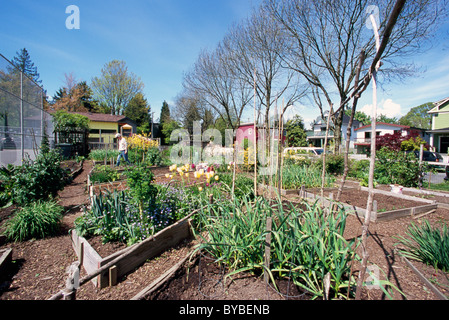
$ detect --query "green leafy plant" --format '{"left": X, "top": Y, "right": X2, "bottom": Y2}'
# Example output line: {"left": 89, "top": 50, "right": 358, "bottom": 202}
{"left": 374, "top": 147, "right": 424, "bottom": 187}
{"left": 259, "top": 164, "right": 335, "bottom": 189}
{"left": 126, "top": 164, "right": 158, "bottom": 216}
{"left": 3, "top": 201, "right": 64, "bottom": 242}
{"left": 396, "top": 219, "right": 449, "bottom": 272}
{"left": 75, "top": 185, "right": 191, "bottom": 245}
{"left": 88, "top": 149, "right": 120, "bottom": 162}
{"left": 312, "top": 154, "right": 345, "bottom": 176}
{"left": 75, "top": 190, "right": 138, "bottom": 244}
{"left": 193, "top": 194, "right": 359, "bottom": 300}
{"left": 90, "top": 165, "right": 122, "bottom": 183}
{"left": 7, "top": 151, "right": 68, "bottom": 205}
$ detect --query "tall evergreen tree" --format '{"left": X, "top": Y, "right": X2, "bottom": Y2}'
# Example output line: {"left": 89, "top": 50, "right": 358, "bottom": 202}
{"left": 124, "top": 93, "right": 151, "bottom": 131}
{"left": 12, "top": 48, "right": 42, "bottom": 84}
{"left": 160, "top": 101, "right": 171, "bottom": 125}
{"left": 159, "top": 101, "right": 172, "bottom": 144}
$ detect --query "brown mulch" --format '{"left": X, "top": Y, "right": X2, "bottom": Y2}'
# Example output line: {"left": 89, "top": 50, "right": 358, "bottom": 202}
{"left": 306, "top": 186, "right": 428, "bottom": 212}
{"left": 0, "top": 161, "right": 448, "bottom": 301}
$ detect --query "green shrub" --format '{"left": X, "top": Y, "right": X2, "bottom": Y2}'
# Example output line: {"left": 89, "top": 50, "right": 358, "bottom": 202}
{"left": 90, "top": 165, "right": 121, "bottom": 183}
{"left": 348, "top": 159, "right": 370, "bottom": 180}
{"left": 3, "top": 201, "right": 64, "bottom": 242}
{"left": 8, "top": 151, "right": 68, "bottom": 205}
{"left": 126, "top": 164, "right": 158, "bottom": 216}
{"left": 145, "top": 147, "right": 163, "bottom": 166}
{"left": 312, "top": 154, "right": 345, "bottom": 175}
{"left": 374, "top": 147, "right": 423, "bottom": 187}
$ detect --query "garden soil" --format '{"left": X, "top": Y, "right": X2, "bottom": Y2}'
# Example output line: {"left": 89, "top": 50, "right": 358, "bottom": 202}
{"left": 0, "top": 161, "right": 448, "bottom": 301}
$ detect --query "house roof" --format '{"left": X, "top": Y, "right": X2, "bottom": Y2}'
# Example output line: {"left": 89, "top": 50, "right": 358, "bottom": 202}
{"left": 71, "top": 112, "right": 130, "bottom": 123}
{"left": 49, "top": 110, "right": 136, "bottom": 125}
{"left": 428, "top": 97, "right": 449, "bottom": 114}
{"left": 354, "top": 122, "right": 409, "bottom": 131}
{"left": 427, "top": 127, "right": 449, "bottom": 134}
{"left": 313, "top": 113, "right": 362, "bottom": 128}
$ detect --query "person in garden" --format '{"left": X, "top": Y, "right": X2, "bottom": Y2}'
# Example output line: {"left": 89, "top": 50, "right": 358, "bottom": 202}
{"left": 115, "top": 133, "right": 131, "bottom": 166}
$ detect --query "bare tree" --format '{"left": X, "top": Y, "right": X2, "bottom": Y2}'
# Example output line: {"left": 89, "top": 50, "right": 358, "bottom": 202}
{"left": 221, "top": 6, "right": 306, "bottom": 130}
{"left": 183, "top": 46, "right": 253, "bottom": 131}
{"left": 172, "top": 90, "right": 217, "bottom": 135}
{"left": 264, "top": 0, "right": 447, "bottom": 153}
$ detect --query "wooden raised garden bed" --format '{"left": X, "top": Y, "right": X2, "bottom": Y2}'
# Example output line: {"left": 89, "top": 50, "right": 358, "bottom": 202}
{"left": 259, "top": 183, "right": 438, "bottom": 222}
{"left": 71, "top": 213, "right": 194, "bottom": 289}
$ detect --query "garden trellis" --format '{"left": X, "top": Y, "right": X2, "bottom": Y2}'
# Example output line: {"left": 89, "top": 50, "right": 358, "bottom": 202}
{"left": 0, "top": 53, "right": 54, "bottom": 167}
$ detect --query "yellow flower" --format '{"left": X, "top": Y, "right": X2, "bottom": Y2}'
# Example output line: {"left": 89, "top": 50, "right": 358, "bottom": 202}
{"left": 198, "top": 187, "right": 203, "bottom": 192}
{"left": 165, "top": 173, "right": 170, "bottom": 178}
{"left": 215, "top": 175, "right": 219, "bottom": 181}
{"left": 185, "top": 172, "right": 189, "bottom": 178}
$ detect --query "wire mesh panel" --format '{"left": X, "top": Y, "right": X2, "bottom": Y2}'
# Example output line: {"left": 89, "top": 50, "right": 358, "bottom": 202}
{"left": 0, "top": 53, "right": 53, "bottom": 167}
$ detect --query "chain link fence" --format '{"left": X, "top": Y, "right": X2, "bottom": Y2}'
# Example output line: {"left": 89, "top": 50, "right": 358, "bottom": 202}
{"left": 0, "top": 53, "right": 54, "bottom": 167}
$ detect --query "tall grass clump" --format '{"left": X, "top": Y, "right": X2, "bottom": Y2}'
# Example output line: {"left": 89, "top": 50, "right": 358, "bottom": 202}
{"left": 88, "top": 149, "right": 120, "bottom": 162}
{"left": 193, "top": 193, "right": 359, "bottom": 299}
{"left": 396, "top": 220, "right": 449, "bottom": 272}
{"left": 259, "top": 164, "right": 335, "bottom": 189}
{"left": 270, "top": 200, "right": 359, "bottom": 299}
{"left": 3, "top": 201, "right": 64, "bottom": 242}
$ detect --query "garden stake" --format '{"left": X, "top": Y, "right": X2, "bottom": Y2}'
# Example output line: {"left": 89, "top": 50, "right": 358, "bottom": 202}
{"left": 355, "top": 0, "right": 408, "bottom": 297}
{"left": 263, "top": 217, "right": 273, "bottom": 284}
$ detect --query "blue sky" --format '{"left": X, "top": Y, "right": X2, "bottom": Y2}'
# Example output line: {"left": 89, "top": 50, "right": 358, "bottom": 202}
{"left": 1, "top": 0, "right": 261, "bottom": 119}
{"left": 1, "top": 0, "right": 448, "bottom": 128}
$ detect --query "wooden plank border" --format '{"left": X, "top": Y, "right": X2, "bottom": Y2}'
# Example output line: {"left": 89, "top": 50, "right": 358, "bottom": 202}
{"left": 71, "top": 214, "right": 194, "bottom": 289}
{"left": 259, "top": 184, "right": 439, "bottom": 222}
{"left": 400, "top": 254, "right": 448, "bottom": 300}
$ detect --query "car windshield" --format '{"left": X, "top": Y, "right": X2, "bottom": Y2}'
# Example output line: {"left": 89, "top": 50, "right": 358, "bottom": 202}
{"left": 315, "top": 149, "right": 324, "bottom": 155}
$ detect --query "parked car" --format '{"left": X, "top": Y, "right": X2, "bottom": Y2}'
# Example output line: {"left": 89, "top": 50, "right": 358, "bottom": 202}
{"left": 406, "top": 150, "right": 443, "bottom": 163}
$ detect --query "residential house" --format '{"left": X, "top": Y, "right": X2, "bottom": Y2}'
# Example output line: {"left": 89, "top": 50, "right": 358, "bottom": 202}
{"left": 66, "top": 112, "right": 137, "bottom": 148}
{"left": 427, "top": 97, "right": 449, "bottom": 153}
{"left": 354, "top": 122, "right": 430, "bottom": 154}
{"left": 306, "top": 113, "right": 362, "bottom": 150}
{"left": 235, "top": 122, "right": 286, "bottom": 149}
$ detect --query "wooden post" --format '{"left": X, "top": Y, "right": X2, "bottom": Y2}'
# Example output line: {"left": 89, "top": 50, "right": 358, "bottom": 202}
{"left": 419, "top": 144, "right": 424, "bottom": 189}
{"left": 109, "top": 266, "right": 117, "bottom": 287}
{"left": 300, "top": 185, "right": 305, "bottom": 199}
